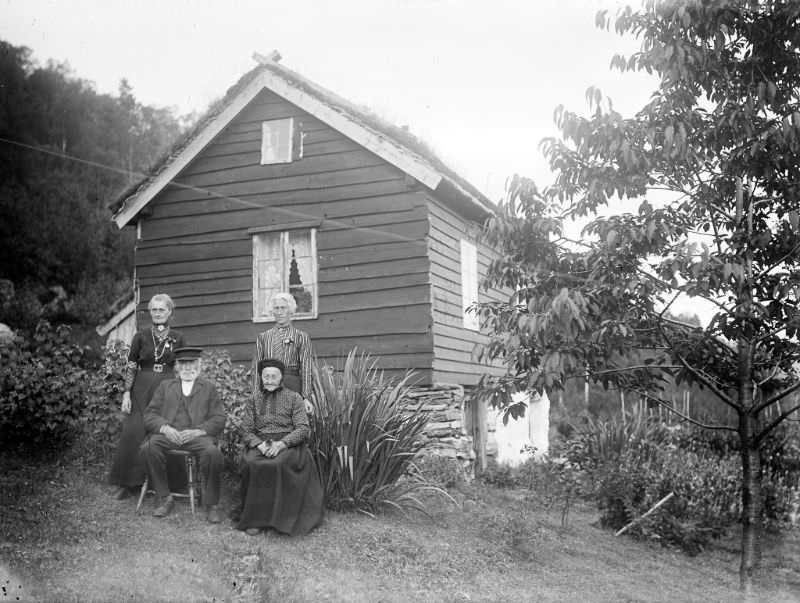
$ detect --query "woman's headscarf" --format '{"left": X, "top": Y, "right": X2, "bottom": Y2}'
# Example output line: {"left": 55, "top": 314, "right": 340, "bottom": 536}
{"left": 257, "top": 358, "right": 286, "bottom": 391}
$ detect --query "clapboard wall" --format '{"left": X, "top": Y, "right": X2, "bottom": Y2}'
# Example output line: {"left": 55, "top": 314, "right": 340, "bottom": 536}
{"left": 426, "top": 197, "right": 506, "bottom": 386}
{"left": 135, "top": 88, "right": 435, "bottom": 382}
{"left": 133, "top": 87, "right": 503, "bottom": 386}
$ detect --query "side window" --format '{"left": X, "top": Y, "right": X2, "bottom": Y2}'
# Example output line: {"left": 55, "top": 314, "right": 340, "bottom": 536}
{"left": 260, "top": 117, "right": 302, "bottom": 164}
{"left": 460, "top": 239, "right": 479, "bottom": 331}
{"left": 252, "top": 227, "right": 318, "bottom": 321}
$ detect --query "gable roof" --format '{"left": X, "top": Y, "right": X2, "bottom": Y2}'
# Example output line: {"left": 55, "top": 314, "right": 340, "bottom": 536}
{"left": 111, "top": 53, "right": 495, "bottom": 228}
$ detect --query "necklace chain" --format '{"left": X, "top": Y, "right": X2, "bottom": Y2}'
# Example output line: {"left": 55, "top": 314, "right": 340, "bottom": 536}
{"left": 152, "top": 326, "right": 172, "bottom": 363}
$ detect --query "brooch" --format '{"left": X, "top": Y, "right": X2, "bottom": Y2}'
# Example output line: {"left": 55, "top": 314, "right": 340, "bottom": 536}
{"left": 283, "top": 338, "right": 293, "bottom": 345}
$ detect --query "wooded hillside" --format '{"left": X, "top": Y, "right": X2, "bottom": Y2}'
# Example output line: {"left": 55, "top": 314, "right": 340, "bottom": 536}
{"left": 0, "top": 40, "right": 189, "bottom": 333}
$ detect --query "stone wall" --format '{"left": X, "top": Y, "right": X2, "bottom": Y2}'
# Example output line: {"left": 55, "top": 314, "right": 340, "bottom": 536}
{"left": 406, "top": 383, "right": 475, "bottom": 467}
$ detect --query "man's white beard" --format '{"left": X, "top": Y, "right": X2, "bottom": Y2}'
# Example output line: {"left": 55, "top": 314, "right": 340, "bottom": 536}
{"left": 180, "top": 370, "right": 199, "bottom": 382}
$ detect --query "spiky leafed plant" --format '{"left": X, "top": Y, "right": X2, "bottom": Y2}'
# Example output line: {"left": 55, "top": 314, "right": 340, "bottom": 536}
{"left": 576, "top": 405, "right": 670, "bottom": 462}
{"left": 309, "top": 350, "right": 440, "bottom": 515}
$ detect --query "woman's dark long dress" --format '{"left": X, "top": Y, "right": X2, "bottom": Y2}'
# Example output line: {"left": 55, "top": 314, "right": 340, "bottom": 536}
{"left": 237, "top": 386, "right": 323, "bottom": 536}
{"left": 108, "top": 328, "right": 184, "bottom": 488}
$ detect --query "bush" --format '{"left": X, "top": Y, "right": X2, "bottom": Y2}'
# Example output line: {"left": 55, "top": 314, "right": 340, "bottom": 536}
{"left": 0, "top": 281, "right": 43, "bottom": 335}
{"left": 309, "top": 350, "right": 440, "bottom": 514}
{"left": 77, "top": 339, "right": 128, "bottom": 457}
{"left": 510, "top": 437, "right": 596, "bottom": 528}
{"left": 478, "top": 461, "right": 527, "bottom": 489}
{"left": 588, "top": 421, "right": 800, "bottom": 554}
{"left": 594, "top": 442, "right": 743, "bottom": 555}
{"left": 414, "top": 454, "right": 468, "bottom": 490}
{"left": 0, "top": 321, "right": 91, "bottom": 451}
{"left": 199, "top": 350, "right": 251, "bottom": 466}
{"left": 663, "top": 421, "right": 800, "bottom": 528}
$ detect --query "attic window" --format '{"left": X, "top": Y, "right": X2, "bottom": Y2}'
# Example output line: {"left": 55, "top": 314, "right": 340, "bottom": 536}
{"left": 260, "top": 117, "right": 302, "bottom": 164}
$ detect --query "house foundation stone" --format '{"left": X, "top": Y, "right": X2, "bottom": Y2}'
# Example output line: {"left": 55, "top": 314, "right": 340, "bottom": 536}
{"left": 405, "top": 383, "right": 476, "bottom": 473}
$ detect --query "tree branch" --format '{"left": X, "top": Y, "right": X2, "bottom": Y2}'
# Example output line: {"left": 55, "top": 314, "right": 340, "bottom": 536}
{"left": 635, "top": 268, "right": 735, "bottom": 319}
{"left": 755, "top": 324, "right": 787, "bottom": 344}
{"left": 754, "top": 379, "right": 800, "bottom": 415}
{"left": 756, "top": 400, "right": 800, "bottom": 444}
{"left": 757, "top": 365, "right": 780, "bottom": 388}
{"left": 658, "top": 292, "right": 681, "bottom": 321}
{"left": 754, "top": 241, "right": 800, "bottom": 282}
{"left": 692, "top": 165, "right": 735, "bottom": 223}
{"left": 589, "top": 364, "right": 683, "bottom": 378}
{"left": 660, "top": 328, "right": 738, "bottom": 410}
{"left": 633, "top": 388, "right": 737, "bottom": 432}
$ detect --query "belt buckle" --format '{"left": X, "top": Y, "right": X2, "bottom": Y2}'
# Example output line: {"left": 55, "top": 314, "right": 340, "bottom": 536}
{"left": 153, "top": 363, "right": 163, "bottom": 373}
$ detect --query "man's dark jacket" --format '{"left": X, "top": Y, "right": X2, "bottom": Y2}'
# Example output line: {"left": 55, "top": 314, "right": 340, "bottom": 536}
{"left": 144, "top": 377, "right": 226, "bottom": 436}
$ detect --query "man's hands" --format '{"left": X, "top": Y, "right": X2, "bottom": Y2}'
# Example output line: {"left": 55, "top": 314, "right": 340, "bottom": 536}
{"left": 179, "top": 428, "right": 206, "bottom": 443}
{"left": 257, "top": 440, "right": 287, "bottom": 458}
{"left": 121, "top": 391, "right": 132, "bottom": 415}
{"left": 159, "top": 425, "right": 206, "bottom": 445}
{"left": 160, "top": 425, "right": 182, "bottom": 445}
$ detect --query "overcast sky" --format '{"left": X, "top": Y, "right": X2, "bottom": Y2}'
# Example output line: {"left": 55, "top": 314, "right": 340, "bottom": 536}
{"left": 2, "top": 0, "right": 656, "bottom": 202}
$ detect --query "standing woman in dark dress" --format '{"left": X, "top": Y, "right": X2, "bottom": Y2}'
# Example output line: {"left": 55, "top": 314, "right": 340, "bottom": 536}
{"left": 237, "top": 358, "right": 323, "bottom": 536}
{"left": 109, "top": 293, "right": 184, "bottom": 499}
{"left": 251, "top": 292, "right": 315, "bottom": 411}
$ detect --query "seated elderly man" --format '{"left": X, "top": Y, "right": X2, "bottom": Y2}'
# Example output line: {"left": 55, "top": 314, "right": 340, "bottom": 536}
{"left": 142, "top": 346, "right": 226, "bottom": 523}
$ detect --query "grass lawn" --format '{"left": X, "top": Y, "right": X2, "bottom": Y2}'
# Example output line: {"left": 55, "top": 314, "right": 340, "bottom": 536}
{"left": 1, "top": 450, "right": 798, "bottom": 602}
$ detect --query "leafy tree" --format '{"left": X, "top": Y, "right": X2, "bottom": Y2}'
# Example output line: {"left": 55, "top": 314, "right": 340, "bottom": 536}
{"left": 476, "top": 0, "right": 800, "bottom": 591}
{"left": 0, "top": 40, "right": 185, "bottom": 327}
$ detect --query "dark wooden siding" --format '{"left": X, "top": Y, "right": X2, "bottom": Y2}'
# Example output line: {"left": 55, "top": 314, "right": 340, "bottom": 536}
{"left": 425, "top": 197, "right": 505, "bottom": 385}
{"left": 136, "top": 89, "right": 434, "bottom": 383}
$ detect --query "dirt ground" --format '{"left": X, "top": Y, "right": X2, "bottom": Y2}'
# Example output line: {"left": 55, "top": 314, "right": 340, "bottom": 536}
{"left": 1, "top": 453, "right": 799, "bottom": 602}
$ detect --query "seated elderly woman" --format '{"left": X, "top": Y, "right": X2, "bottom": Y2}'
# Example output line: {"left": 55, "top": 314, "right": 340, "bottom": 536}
{"left": 237, "top": 358, "right": 323, "bottom": 536}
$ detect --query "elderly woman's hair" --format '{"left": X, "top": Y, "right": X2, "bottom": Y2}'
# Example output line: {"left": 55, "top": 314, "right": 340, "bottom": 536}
{"left": 268, "top": 292, "right": 297, "bottom": 315}
{"left": 148, "top": 293, "right": 175, "bottom": 312}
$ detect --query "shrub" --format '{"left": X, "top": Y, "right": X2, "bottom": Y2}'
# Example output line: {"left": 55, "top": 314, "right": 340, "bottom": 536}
{"left": 0, "top": 282, "right": 43, "bottom": 335}
{"left": 513, "top": 437, "right": 596, "bottom": 528}
{"left": 594, "top": 442, "right": 743, "bottom": 554}
{"left": 414, "top": 454, "right": 468, "bottom": 490}
{"left": 199, "top": 349, "right": 251, "bottom": 466}
{"left": 0, "top": 321, "right": 91, "bottom": 451}
{"left": 478, "top": 461, "right": 526, "bottom": 489}
{"left": 77, "top": 339, "right": 128, "bottom": 457}
{"left": 662, "top": 421, "right": 800, "bottom": 528}
{"left": 309, "top": 350, "right": 440, "bottom": 514}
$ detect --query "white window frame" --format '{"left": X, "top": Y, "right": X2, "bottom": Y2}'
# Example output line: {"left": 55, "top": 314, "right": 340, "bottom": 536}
{"left": 460, "top": 239, "right": 480, "bottom": 331}
{"left": 250, "top": 222, "right": 319, "bottom": 322}
{"left": 260, "top": 117, "right": 300, "bottom": 164}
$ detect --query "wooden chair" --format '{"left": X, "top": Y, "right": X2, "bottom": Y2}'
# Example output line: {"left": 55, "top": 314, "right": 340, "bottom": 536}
{"left": 136, "top": 449, "right": 201, "bottom": 517}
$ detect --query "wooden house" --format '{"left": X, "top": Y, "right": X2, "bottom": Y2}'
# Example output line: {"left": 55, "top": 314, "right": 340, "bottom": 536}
{"left": 110, "top": 52, "right": 505, "bottom": 389}
{"left": 96, "top": 293, "right": 137, "bottom": 346}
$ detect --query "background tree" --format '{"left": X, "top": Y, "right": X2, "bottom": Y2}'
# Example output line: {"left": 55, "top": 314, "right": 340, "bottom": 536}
{"left": 0, "top": 40, "right": 186, "bottom": 331}
{"left": 476, "top": 0, "right": 800, "bottom": 591}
